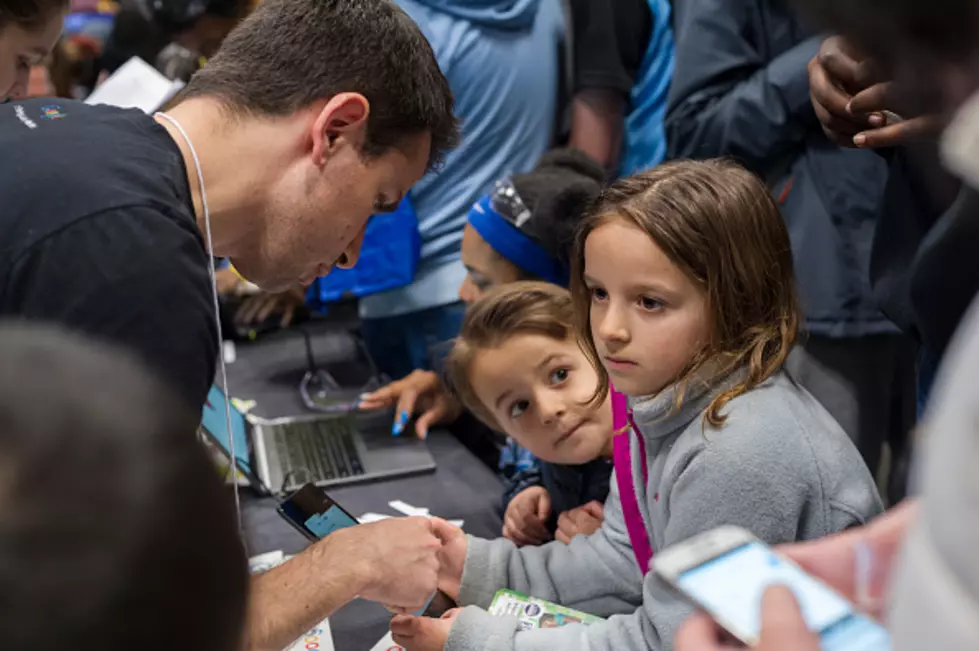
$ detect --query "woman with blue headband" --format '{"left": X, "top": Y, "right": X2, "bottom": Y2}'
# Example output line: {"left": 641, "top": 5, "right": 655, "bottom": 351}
{"left": 360, "top": 149, "right": 606, "bottom": 543}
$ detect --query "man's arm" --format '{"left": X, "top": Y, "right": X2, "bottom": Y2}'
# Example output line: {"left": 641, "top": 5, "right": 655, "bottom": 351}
{"left": 245, "top": 517, "right": 444, "bottom": 651}
{"left": 245, "top": 533, "right": 371, "bottom": 651}
{"left": 664, "top": 0, "right": 820, "bottom": 171}
{"left": 2, "top": 206, "right": 216, "bottom": 409}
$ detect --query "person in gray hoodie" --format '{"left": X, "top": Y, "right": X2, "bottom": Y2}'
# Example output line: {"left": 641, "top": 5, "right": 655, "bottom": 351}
{"left": 389, "top": 160, "right": 882, "bottom": 651}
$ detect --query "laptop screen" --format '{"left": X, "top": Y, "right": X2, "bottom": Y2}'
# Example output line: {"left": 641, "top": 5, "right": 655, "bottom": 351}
{"left": 200, "top": 384, "right": 252, "bottom": 475}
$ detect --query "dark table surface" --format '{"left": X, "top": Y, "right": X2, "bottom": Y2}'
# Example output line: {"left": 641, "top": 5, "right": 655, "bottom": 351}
{"left": 224, "top": 320, "right": 503, "bottom": 650}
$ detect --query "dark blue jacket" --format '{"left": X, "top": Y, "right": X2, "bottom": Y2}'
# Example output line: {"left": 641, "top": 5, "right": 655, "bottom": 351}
{"left": 665, "top": 0, "right": 894, "bottom": 337}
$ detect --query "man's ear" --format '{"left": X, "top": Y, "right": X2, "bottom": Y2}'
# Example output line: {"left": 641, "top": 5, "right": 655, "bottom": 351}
{"left": 311, "top": 93, "right": 370, "bottom": 167}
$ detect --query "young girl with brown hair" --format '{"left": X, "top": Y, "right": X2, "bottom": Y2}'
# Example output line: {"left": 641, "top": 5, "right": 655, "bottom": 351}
{"left": 390, "top": 160, "right": 883, "bottom": 651}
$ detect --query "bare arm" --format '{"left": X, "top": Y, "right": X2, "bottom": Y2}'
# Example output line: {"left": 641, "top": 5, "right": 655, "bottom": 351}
{"left": 243, "top": 517, "right": 443, "bottom": 651}
{"left": 569, "top": 89, "right": 626, "bottom": 174}
{"left": 244, "top": 532, "right": 369, "bottom": 651}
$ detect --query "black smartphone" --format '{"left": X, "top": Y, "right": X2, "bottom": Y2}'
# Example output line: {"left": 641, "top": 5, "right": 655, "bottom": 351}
{"left": 277, "top": 482, "right": 449, "bottom": 617}
{"left": 276, "top": 483, "right": 359, "bottom": 542}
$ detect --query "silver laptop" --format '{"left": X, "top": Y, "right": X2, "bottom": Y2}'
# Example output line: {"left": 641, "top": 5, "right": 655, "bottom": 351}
{"left": 200, "top": 384, "right": 436, "bottom": 494}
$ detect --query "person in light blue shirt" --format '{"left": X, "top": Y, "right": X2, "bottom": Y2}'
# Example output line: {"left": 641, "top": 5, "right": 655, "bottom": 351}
{"left": 359, "top": 0, "right": 565, "bottom": 381}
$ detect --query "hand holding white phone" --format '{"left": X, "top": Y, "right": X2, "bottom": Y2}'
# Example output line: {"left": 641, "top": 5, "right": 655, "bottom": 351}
{"left": 656, "top": 526, "right": 891, "bottom": 650}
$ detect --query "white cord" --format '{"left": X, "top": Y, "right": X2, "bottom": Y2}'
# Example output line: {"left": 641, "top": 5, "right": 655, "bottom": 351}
{"left": 156, "top": 111, "right": 242, "bottom": 531}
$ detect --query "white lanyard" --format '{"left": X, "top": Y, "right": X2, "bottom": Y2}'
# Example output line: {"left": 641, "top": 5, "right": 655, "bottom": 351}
{"left": 155, "top": 111, "right": 242, "bottom": 529}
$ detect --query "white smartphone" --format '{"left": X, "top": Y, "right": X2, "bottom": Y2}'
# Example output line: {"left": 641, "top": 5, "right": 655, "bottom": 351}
{"left": 655, "top": 526, "right": 890, "bottom": 650}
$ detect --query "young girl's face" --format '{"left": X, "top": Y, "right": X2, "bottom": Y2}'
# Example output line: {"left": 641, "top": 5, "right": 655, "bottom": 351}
{"left": 470, "top": 334, "right": 613, "bottom": 465}
{"left": 583, "top": 218, "right": 711, "bottom": 397}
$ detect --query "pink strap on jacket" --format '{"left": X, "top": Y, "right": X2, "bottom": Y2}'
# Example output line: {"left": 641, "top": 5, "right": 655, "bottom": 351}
{"left": 611, "top": 386, "right": 653, "bottom": 575}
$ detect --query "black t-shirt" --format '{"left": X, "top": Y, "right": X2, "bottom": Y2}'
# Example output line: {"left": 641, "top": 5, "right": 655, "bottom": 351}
{"left": 569, "top": 0, "right": 653, "bottom": 97}
{"left": 0, "top": 99, "right": 216, "bottom": 408}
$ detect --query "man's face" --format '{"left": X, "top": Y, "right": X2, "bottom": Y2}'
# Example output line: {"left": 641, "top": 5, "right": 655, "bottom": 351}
{"left": 232, "top": 130, "right": 431, "bottom": 291}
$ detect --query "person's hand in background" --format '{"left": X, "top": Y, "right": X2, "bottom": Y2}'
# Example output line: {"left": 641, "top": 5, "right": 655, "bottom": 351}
{"left": 781, "top": 500, "right": 918, "bottom": 620}
{"left": 234, "top": 287, "right": 307, "bottom": 329}
{"left": 675, "top": 586, "right": 820, "bottom": 651}
{"left": 391, "top": 608, "right": 460, "bottom": 651}
{"left": 847, "top": 82, "right": 945, "bottom": 148}
{"left": 555, "top": 500, "right": 604, "bottom": 544}
{"left": 215, "top": 267, "right": 243, "bottom": 295}
{"left": 809, "top": 36, "right": 881, "bottom": 147}
{"left": 358, "top": 370, "right": 463, "bottom": 438}
{"left": 810, "top": 36, "right": 942, "bottom": 150}
{"left": 502, "top": 486, "right": 552, "bottom": 547}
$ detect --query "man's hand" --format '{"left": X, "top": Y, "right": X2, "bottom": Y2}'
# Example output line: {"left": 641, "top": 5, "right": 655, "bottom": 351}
{"left": 555, "top": 500, "right": 604, "bottom": 544}
{"left": 503, "top": 486, "right": 552, "bottom": 547}
{"left": 809, "top": 36, "right": 882, "bottom": 147}
{"left": 391, "top": 609, "right": 461, "bottom": 651}
{"left": 430, "top": 518, "right": 468, "bottom": 602}
{"left": 675, "top": 586, "right": 820, "bottom": 651}
{"left": 334, "top": 517, "right": 444, "bottom": 612}
{"left": 359, "top": 370, "right": 463, "bottom": 439}
{"left": 234, "top": 287, "right": 306, "bottom": 329}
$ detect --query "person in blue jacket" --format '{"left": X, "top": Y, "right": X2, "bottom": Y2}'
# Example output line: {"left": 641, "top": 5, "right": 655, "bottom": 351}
{"left": 664, "top": 0, "right": 916, "bottom": 496}
{"left": 357, "top": 0, "right": 566, "bottom": 381}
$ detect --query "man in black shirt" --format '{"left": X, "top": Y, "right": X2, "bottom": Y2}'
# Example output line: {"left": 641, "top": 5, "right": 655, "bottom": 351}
{"left": 0, "top": 0, "right": 459, "bottom": 647}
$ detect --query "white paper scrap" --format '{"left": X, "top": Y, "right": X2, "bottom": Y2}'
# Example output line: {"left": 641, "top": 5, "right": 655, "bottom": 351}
{"left": 448, "top": 520, "right": 465, "bottom": 529}
{"left": 222, "top": 340, "right": 237, "bottom": 364}
{"left": 359, "top": 512, "right": 393, "bottom": 523}
{"left": 389, "top": 500, "right": 430, "bottom": 517}
{"left": 249, "top": 550, "right": 285, "bottom": 574}
{"left": 85, "top": 56, "right": 185, "bottom": 113}
{"left": 369, "top": 631, "right": 404, "bottom": 651}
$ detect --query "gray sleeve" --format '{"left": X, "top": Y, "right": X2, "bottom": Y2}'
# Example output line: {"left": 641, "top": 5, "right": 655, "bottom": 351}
{"left": 457, "top": 471, "right": 642, "bottom": 617}
{"left": 664, "top": 0, "right": 820, "bottom": 171}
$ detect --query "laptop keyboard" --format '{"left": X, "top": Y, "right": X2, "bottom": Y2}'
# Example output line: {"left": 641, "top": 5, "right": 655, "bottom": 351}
{"left": 272, "top": 419, "right": 365, "bottom": 483}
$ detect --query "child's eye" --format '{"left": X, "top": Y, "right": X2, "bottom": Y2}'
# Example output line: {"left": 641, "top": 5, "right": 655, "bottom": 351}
{"left": 639, "top": 296, "right": 663, "bottom": 311}
{"left": 16, "top": 57, "right": 30, "bottom": 72}
{"left": 590, "top": 287, "right": 608, "bottom": 302}
{"left": 550, "top": 368, "right": 569, "bottom": 384}
{"left": 508, "top": 399, "right": 529, "bottom": 419}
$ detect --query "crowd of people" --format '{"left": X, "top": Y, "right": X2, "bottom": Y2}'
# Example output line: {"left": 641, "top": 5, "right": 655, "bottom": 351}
{"left": 2, "top": 0, "right": 979, "bottom": 650}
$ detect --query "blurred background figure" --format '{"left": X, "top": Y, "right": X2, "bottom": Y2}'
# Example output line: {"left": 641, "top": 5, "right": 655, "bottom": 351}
{"left": 665, "top": 0, "right": 916, "bottom": 502}
{"left": 355, "top": 0, "right": 566, "bottom": 381}
{"left": 99, "top": 0, "right": 245, "bottom": 82}
{"left": 0, "top": 0, "right": 69, "bottom": 101}
{"left": 566, "top": 0, "right": 674, "bottom": 177}
{"left": 0, "top": 323, "right": 247, "bottom": 651}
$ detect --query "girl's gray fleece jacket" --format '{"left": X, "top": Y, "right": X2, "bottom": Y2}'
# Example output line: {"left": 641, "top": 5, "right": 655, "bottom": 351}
{"left": 445, "top": 369, "right": 883, "bottom": 651}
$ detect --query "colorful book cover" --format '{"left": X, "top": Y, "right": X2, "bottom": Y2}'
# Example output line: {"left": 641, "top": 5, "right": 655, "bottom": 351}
{"left": 488, "top": 589, "right": 603, "bottom": 630}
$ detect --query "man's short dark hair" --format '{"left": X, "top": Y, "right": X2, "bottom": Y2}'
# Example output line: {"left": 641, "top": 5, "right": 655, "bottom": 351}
{"left": 0, "top": 323, "right": 247, "bottom": 651}
{"left": 794, "top": 0, "right": 979, "bottom": 65}
{"left": 180, "top": 0, "right": 459, "bottom": 169}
